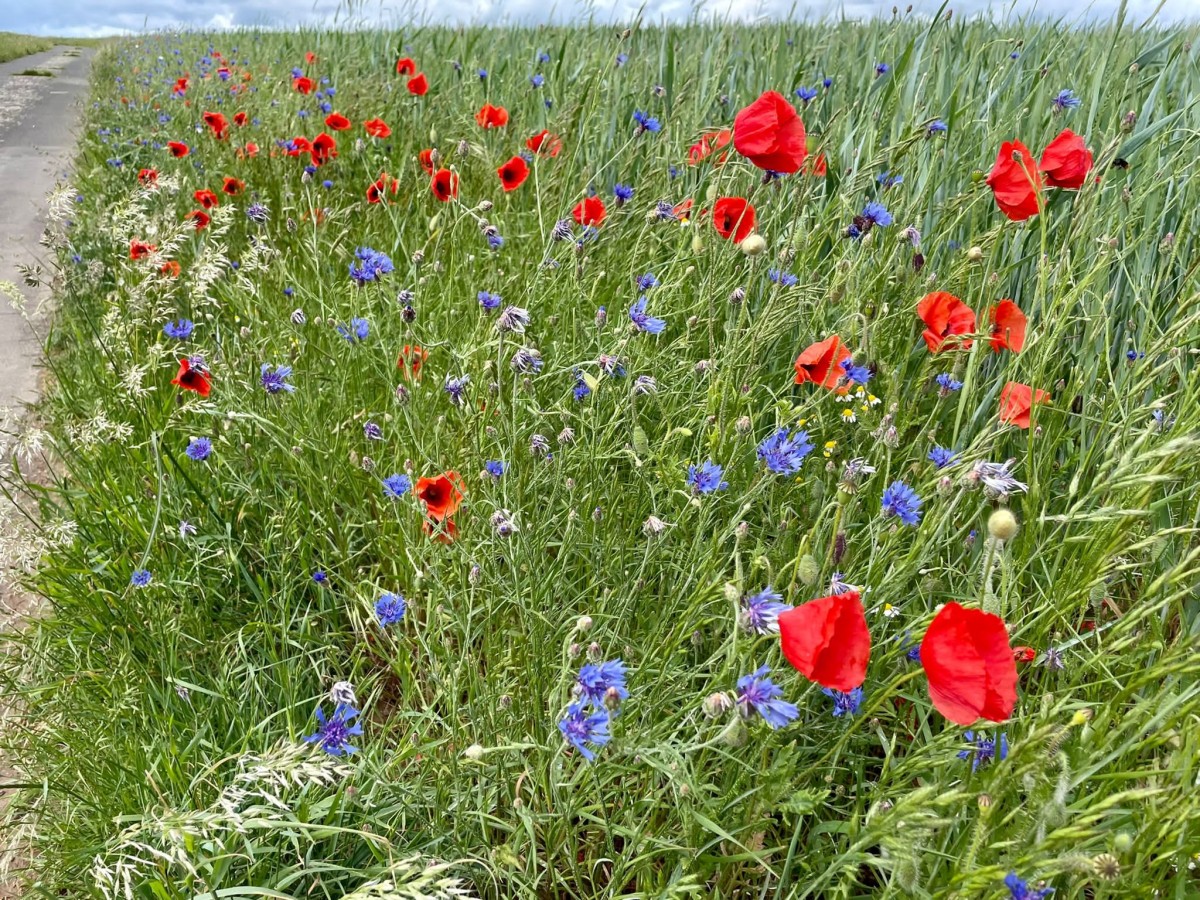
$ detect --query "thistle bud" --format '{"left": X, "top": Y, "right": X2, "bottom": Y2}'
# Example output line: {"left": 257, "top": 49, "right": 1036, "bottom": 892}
{"left": 703, "top": 691, "right": 734, "bottom": 718}
{"left": 587, "top": 641, "right": 602, "bottom": 661}
{"left": 603, "top": 686, "right": 623, "bottom": 711}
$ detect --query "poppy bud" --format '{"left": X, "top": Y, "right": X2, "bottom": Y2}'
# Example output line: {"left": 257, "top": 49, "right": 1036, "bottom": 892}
{"left": 796, "top": 554, "right": 820, "bottom": 586}
{"left": 463, "top": 743, "right": 484, "bottom": 761}
{"left": 691, "top": 234, "right": 704, "bottom": 253}
{"left": 988, "top": 509, "right": 1019, "bottom": 541}
{"left": 576, "top": 615, "right": 593, "bottom": 633}
{"left": 740, "top": 233, "right": 767, "bottom": 256}
{"left": 429, "top": 127, "right": 438, "bottom": 144}
{"left": 967, "top": 246, "right": 984, "bottom": 262}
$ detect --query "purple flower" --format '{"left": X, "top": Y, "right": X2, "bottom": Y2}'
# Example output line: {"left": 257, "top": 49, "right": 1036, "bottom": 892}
{"left": 576, "top": 660, "right": 629, "bottom": 708}
{"left": 757, "top": 428, "right": 814, "bottom": 475}
{"left": 260, "top": 363, "right": 295, "bottom": 394}
{"left": 382, "top": 473, "right": 411, "bottom": 499}
{"left": 478, "top": 290, "right": 501, "bottom": 311}
{"left": 795, "top": 85, "right": 818, "bottom": 104}
{"left": 928, "top": 446, "right": 957, "bottom": 468}
{"left": 959, "top": 730, "right": 1008, "bottom": 772}
{"left": 741, "top": 587, "right": 792, "bottom": 634}
{"left": 1051, "top": 89, "right": 1080, "bottom": 112}
{"left": 736, "top": 665, "right": 799, "bottom": 729}
{"left": 558, "top": 702, "right": 610, "bottom": 761}
{"left": 349, "top": 246, "right": 393, "bottom": 285}
{"left": 185, "top": 436, "right": 213, "bottom": 461}
{"left": 822, "top": 687, "right": 864, "bottom": 717}
{"left": 304, "top": 703, "right": 362, "bottom": 756}
{"left": 130, "top": 569, "right": 152, "bottom": 587}
{"left": 375, "top": 591, "right": 407, "bottom": 626}
{"left": 613, "top": 183, "right": 634, "bottom": 204}
{"left": 338, "top": 317, "right": 370, "bottom": 343}
{"left": 881, "top": 481, "right": 922, "bottom": 526}
{"left": 163, "top": 318, "right": 194, "bottom": 340}
{"left": 637, "top": 272, "right": 659, "bottom": 290}
{"left": 633, "top": 110, "right": 660, "bottom": 133}
{"left": 1004, "top": 873, "right": 1053, "bottom": 900}
{"left": 629, "top": 296, "right": 666, "bottom": 334}
{"left": 686, "top": 460, "right": 728, "bottom": 495}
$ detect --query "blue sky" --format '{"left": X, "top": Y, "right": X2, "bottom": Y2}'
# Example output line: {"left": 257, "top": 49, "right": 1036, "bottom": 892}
{"left": 8, "top": 0, "right": 1197, "bottom": 39}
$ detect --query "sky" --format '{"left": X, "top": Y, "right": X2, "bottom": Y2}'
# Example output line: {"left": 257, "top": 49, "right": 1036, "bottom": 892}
{"left": 7, "top": 0, "right": 1197, "bottom": 39}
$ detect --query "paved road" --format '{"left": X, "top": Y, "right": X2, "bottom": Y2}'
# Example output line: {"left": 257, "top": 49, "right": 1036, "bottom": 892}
{"left": 0, "top": 45, "right": 95, "bottom": 413}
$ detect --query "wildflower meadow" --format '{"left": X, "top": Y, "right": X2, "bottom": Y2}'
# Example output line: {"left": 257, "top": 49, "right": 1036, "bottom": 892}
{"left": 2, "top": 11, "right": 1200, "bottom": 899}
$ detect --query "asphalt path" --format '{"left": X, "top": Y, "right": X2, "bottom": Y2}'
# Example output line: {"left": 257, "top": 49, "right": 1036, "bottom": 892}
{"left": 0, "top": 44, "right": 95, "bottom": 413}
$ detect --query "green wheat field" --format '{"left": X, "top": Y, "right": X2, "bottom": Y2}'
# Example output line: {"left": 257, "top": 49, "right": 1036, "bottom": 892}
{"left": 1, "top": 9, "right": 1199, "bottom": 899}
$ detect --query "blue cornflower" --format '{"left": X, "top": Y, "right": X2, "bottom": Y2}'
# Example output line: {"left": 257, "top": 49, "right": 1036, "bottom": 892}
{"left": 478, "top": 290, "right": 501, "bottom": 311}
{"left": 736, "top": 665, "right": 799, "bottom": 729}
{"left": 928, "top": 446, "right": 957, "bottom": 468}
{"left": 382, "top": 474, "right": 411, "bottom": 499}
{"left": 538, "top": 50, "right": 551, "bottom": 63}
{"left": 861, "top": 201, "right": 893, "bottom": 228}
{"left": 477, "top": 68, "right": 488, "bottom": 80}
{"left": 1004, "top": 873, "right": 1053, "bottom": 900}
{"left": 823, "top": 686, "right": 864, "bottom": 717}
{"left": 375, "top": 591, "right": 407, "bottom": 626}
{"left": 881, "top": 481, "right": 922, "bottom": 526}
{"left": 130, "top": 569, "right": 152, "bottom": 587}
{"left": 443, "top": 374, "right": 470, "bottom": 405}
{"left": 185, "top": 436, "right": 213, "bottom": 461}
{"left": 822, "top": 76, "right": 833, "bottom": 88}
{"left": 875, "top": 62, "right": 890, "bottom": 76}
{"left": 1125, "top": 349, "right": 1144, "bottom": 362}
{"left": 338, "top": 317, "right": 370, "bottom": 343}
{"left": 163, "top": 318, "right": 194, "bottom": 340}
{"left": 529, "top": 73, "right": 545, "bottom": 88}
{"left": 686, "top": 460, "right": 728, "bottom": 495}
{"left": 768, "top": 268, "right": 800, "bottom": 287}
{"left": 757, "top": 428, "right": 814, "bottom": 475}
{"left": 936, "top": 373, "right": 963, "bottom": 392}
{"left": 349, "top": 246, "right": 393, "bottom": 285}
{"left": 363, "top": 421, "right": 383, "bottom": 440}
{"left": 629, "top": 296, "right": 666, "bottom": 334}
{"left": 741, "top": 587, "right": 792, "bottom": 635}
{"left": 959, "top": 730, "right": 1008, "bottom": 772}
{"left": 1010, "top": 50, "right": 1020, "bottom": 59}
{"left": 637, "top": 272, "right": 659, "bottom": 291}
{"left": 612, "top": 183, "right": 634, "bottom": 204}
{"left": 576, "top": 659, "right": 629, "bottom": 708}
{"left": 668, "top": 164, "right": 679, "bottom": 179}
{"left": 1052, "top": 89, "right": 1080, "bottom": 111}
{"left": 928, "top": 119, "right": 948, "bottom": 134}
{"left": 282, "top": 285, "right": 294, "bottom": 297}
{"left": 312, "top": 570, "right": 328, "bottom": 584}
{"left": 572, "top": 371, "right": 592, "bottom": 401}
{"left": 484, "top": 460, "right": 506, "bottom": 478}
{"left": 839, "top": 358, "right": 872, "bottom": 385}
{"left": 322, "top": 179, "right": 333, "bottom": 189}
{"left": 795, "top": 85, "right": 818, "bottom": 104}
{"left": 615, "top": 52, "right": 628, "bottom": 67}
{"left": 558, "top": 702, "right": 610, "bottom": 761}
{"left": 877, "top": 171, "right": 903, "bottom": 189}
{"left": 633, "top": 110, "right": 661, "bottom": 133}
{"left": 303, "top": 704, "right": 362, "bottom": 756}
{"left": 486, "top": 232, "right": 505, "bottom": 250}
{"left": 260, "top": 363, "right": 295, "bottom": 394}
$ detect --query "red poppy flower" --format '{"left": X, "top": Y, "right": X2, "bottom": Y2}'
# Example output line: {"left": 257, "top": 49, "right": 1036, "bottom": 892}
{"left": 241, "top": 142, "right": 259, "bottom": 159}
{"left": 286, "top": 136, "right": 312, "bottom": 158}
{"left": 395, "top": 56, "right": 416, "bottom": 75}
{"left": 999, "top": 382, "right": 1051, "bottom": 429}
{"left": 233, "top": 111, "right": 248, "bottom": 127}
{"left": 159, "top": 260, "right": 181, "bottom": 278}
{"left": 920, "top": 602, "right": 1018, "bottom": 725}
{"left": 916, "top": 292, "right": 976, "bottom": 353}
{"left": 407, "top": 73, "right": 428, "bottom": 96}
{"left": 1039, "top": 128, "right": 1093, "bottom": 190}
{"left": 186, "top": 209, "right": 211, "bottom": 230}
{"left": 310, "top": 132, "right": 337, "bottom": 166}
{"left": 193, "top": 189, "right": 219, "bottom": 209}
{"left": 986, "top": 140, "right": 1043, "bottom": 221}
{"left": 475, "top": 103, "right": 509, "bottom": 129}
{"left": 794, "top": 335, "right": 852, "bottom": 389}
{"left": 170, "top": 358, "right": 211, "bottom": 397}
{"left": 415, "top": 471, "right": 464, "bottom": 521}
{"left": 202, "top": 114, "right": 228, "bottom": 139}
{"left": 418, "top": 148, "right": 436, "bottom": 174}
{"left": 572, "top": 196, "right": 607, "bottom": 227}
{"left": 293, "top": 76, "right": 314, "bottom": 94}
{"left": 732, "top": 90, "right": 808, "bottom": 173}
{"left": 364, "top": 117, "right": 391, "bottom": 138}
{"left": 989, "top": 299, "right": 1027, "bottom": 353}
{"left": 497, "top": 156, "right": 530, "bottom": 192}
{"left": 687, "top": 129, "right": 732, "bottom": 165}
{"left": 366, "top": 173, "right": 399, "bottom": 204}
{"left": 711, "top": 197, "right": 756, "bottom": 242}
{"left": 431, "top": 168, "right": 458, "bottom": 202}
{"left": 129, "top": 239, "right": 157, "bottom": 260}
{"left": 222, "top": 177, "right": 244, "bottom": 196}
{"left": 172, "top": 76, "right": 188, "bottom": 95}
{"left": 202, "top": 111, "right": 228, "bottom": 139}
{"left": 804, "top": 153, "right": 828, "bottom": 176}
{"left": 1012, "top": 646, "right": 1036, "bottom": 663}
{"left": 304, "top": 51, "right": 317, "bottom": 64}
{"left": 423, "top": 516, "right": 458, "bottom": 544}
{"left": 167, "top": 141, "right": 190, "bottom": 158}
{"left": 526, "top": 129, "right": 562, "bottom": 156}
{"left": 137, "top": 168, "right": 158, "bottom": 186}
{"left": 324, "top": 112, "right": 351, "bottom": 131}
{"left": 398, "top": 345, "right": 428, "bottom": 380}
{"left": 672, "top": 198, "right": 695, "bottom": 222}
{"left": 778, "top": 590, "right": 871, "bottom": 691}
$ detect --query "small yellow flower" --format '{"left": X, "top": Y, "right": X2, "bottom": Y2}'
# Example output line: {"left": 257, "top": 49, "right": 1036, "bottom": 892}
{"left": 842, "top": 408, "right": 857, "bottom": 423}
{"left": 866, "top": 393, "right": 882, "bottom": 407}
{"left": 823, "top": 440, "right": 837, "bottom": 458}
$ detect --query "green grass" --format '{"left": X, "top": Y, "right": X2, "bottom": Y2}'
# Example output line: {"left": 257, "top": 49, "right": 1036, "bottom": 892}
{"left": 15, "top": 68, "right": 55, "bottom": 77}
{"left": 2, "top": 13, "right": 1200, "bottom": 900}
{"left": 0, "top": 32, "right": 107, "bottom": 64}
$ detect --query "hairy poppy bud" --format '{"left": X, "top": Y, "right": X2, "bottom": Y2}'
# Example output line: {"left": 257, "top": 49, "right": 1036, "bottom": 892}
{"left": 967, "top": 246, "right": 984, "bottom": 262}
{"left": 740, "top": 233, "right": 767, "bottom": 256}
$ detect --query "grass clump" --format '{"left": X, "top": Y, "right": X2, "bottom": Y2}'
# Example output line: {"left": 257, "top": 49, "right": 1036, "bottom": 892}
{"left": 2, "top": 12, "right": 1200, "bottom": 900}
